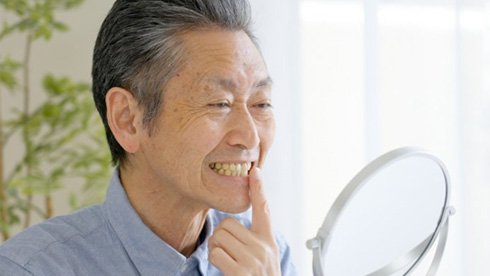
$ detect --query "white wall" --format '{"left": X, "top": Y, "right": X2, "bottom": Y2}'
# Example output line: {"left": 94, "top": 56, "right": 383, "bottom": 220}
{"left": 301, "top": 1, "right": 490, "bottom": 275}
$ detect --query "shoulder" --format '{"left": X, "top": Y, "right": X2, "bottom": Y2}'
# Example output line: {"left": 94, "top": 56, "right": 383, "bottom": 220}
{"left": 0, "top": 255, "right": 33, "bottom": 276}
{"left": 0, "top": 205, "right": 106, "bottom": 271}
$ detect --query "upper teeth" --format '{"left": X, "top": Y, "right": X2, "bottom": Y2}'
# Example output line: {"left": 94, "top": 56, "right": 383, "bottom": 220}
{"left": 210, "top": 162, "right": 251, "bottom": 177}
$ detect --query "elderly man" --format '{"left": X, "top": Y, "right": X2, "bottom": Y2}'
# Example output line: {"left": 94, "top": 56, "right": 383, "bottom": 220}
{"left": 0, "top": 0, "right": 295, "bottom": 275}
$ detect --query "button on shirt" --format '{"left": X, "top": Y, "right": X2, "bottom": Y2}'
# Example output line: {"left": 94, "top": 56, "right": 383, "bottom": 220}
{"left": 0, "top": 170, "right": 296, "bottom": 275}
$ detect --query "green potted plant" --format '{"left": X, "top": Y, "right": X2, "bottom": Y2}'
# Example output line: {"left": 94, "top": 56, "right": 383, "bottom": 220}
{"left": 0, "top": 0, "right": 111, "bottom": 241}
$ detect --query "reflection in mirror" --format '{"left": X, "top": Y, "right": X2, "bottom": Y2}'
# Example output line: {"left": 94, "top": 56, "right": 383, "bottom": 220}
{"left": 307, "top": 148, "right": 452, "bottom": 276}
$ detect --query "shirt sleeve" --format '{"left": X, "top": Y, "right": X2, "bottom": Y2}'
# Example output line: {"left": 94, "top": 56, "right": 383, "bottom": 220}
{"left": 0, "top": 255, "right": 34, "bottom": 276}
{"left": 276, "top": 233, "right": 297, "bottom": 276}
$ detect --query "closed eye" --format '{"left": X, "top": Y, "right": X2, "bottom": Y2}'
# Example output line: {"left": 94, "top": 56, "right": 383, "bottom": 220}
{"left": 255, "top": 102, "right": 273, "bottom": 109}
{"left": 208, "top": 102, "right": 231, "bottom": 108}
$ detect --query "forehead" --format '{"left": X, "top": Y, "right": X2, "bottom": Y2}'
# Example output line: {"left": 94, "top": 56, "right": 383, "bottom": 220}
{"left": 177, "top": 29, "right": 270, "bottom": 89}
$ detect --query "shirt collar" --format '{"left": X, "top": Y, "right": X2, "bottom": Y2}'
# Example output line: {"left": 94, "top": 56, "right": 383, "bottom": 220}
{"left": 103, "top": 169, "right": 213, "bottom": 275}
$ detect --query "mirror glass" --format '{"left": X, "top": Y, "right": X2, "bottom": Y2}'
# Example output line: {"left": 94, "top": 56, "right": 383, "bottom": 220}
{"left": 320, "top": 153, "right": 448, "bottom": 275}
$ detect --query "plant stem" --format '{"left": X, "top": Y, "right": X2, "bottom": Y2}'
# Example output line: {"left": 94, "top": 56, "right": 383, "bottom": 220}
{"left": 23, "top": 33, "right": 33, "bottom": 229}
{"left": 0, "top": 89, "right": 10, "bottom": 241}
{"left": 45, "top": 194, "right": 53, "bottom": 219}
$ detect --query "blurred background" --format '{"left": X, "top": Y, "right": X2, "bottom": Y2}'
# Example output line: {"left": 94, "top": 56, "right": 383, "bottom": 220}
{"left": 1, "top": 0, "right": 489, "bottom": 275}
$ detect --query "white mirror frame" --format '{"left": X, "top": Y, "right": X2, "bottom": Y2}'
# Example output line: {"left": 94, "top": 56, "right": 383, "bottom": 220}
{"left": 306, "top": 147, "right": 455, "bottom": 276}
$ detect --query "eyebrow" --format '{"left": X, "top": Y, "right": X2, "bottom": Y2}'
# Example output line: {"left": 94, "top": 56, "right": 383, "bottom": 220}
{"left": 256, "top": 76, "right": 274, "bottom": 88}
{"left": 211, "top": 76, "right": 273, "bottom": 90}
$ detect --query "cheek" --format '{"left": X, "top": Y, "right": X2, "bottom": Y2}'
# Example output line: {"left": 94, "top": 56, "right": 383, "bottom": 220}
{"left": 260, "top": 119, "right": 276, "bottom": 148}
{"left": 180, "top": 120, "right": 225, "bottom": 157}
{"left": 257, "top": 124, "right": 275, "bottom": 168}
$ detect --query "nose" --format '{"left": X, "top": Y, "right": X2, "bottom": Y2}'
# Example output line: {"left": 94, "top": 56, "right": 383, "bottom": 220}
{"left": 226, "top": 107, "right": 260, "bottom": 150}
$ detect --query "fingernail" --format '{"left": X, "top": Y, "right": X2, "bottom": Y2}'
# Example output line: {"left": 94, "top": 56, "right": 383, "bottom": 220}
{"left": 250, "top": 166, "right": 261, "bottom": 179}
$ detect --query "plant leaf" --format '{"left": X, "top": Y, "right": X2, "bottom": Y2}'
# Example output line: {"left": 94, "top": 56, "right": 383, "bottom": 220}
{"left": 0, "top": 56, "right": 21, "bottom": 91}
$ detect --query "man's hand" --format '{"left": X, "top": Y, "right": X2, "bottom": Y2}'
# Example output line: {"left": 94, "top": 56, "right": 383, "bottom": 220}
{"left": 208, "top": 167, "right": 281, "bottom": 276}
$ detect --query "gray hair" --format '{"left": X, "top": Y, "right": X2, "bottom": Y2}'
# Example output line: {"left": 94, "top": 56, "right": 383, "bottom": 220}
{"left": 92, "top": 0, "right": 256, "bottom": 165}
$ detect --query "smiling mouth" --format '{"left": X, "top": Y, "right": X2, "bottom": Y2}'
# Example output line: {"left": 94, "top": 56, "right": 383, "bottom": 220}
{"left": 209, "top": 162, "right": 253, "bottom": 177}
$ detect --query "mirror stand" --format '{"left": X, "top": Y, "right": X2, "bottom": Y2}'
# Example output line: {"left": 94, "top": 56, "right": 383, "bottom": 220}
{"left": 365, "top": 206, "right": 455, "bottom": 275}
{"left": 306, "top": 147, "right": 455, "bottom": 276}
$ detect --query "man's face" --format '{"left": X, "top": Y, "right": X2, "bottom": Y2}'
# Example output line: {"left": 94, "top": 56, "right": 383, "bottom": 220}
{"left": 136, "top": 29, "right": 275, "bottom": 213}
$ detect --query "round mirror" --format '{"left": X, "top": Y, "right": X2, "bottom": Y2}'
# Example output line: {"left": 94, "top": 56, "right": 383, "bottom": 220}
{"left": 307, "top": 147, "right": 454, "bottom": 276}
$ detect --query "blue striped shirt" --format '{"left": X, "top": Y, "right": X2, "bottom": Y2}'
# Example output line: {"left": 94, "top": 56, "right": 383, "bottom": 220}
{"left": 0, "top": 171, "right": 296, "bottom": 275}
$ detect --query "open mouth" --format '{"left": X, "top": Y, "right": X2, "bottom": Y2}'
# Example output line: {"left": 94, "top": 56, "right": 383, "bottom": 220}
{"left": 209, "top": 162, "right": 254, "bottom": 177}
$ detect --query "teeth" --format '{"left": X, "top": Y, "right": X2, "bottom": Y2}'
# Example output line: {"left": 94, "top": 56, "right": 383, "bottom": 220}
{"left": 240, "top": 164, "right": 247, "bottom": 176}
{"left": 210, "top": 162, "right": 252, "bottom": 177}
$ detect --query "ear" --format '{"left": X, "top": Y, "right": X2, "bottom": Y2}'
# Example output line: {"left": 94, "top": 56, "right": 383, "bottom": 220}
{"left": 106, "top": 87, "right": 142, "bottom": 154}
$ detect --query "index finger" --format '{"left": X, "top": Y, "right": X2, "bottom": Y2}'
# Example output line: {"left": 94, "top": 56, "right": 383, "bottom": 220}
{"left": 249, "top": 166, "right": 273, "bottom": 238}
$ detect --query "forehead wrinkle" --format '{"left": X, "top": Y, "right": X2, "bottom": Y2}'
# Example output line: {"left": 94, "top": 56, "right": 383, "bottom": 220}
{"left": 206, "top": 75, "right": 273, "bottom": 92}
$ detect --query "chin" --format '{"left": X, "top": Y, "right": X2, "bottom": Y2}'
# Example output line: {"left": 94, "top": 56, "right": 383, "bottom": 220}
{"left": 212, "top": 195, "right": 251, "bottom": 214}
{"left": 220, "top": 204, "right": 250, "bottom": 214}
